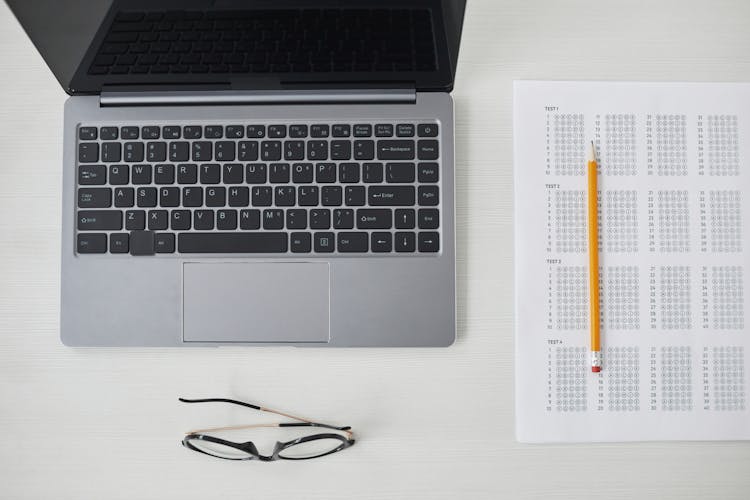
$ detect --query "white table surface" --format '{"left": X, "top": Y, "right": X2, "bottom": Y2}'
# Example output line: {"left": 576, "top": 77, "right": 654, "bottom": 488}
{"left": 1, "top": 1, "right": 749, "bottom": 498}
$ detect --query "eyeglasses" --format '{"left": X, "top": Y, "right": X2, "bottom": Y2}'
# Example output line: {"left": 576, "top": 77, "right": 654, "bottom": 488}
{"left": 179, "top": 397, "right": 355, "bottom": 461}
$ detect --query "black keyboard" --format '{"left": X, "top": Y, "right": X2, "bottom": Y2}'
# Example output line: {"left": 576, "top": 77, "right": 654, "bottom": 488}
{"left": 76, "top": 121, "right": 442, "bottom": 255}
{"left": 89, "top": 9, "right": 436, "bottom": 76}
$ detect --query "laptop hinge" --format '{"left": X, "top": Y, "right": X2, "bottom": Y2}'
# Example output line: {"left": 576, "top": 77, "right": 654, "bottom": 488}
{"left": 99, "top": 89, "right": 416, "bottom": 107}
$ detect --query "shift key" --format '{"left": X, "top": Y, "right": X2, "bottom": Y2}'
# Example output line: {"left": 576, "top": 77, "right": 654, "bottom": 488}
{"left": 368, "top": 186, "right": 415, "bottom": 206}
{"left": 77, "top": 210, "right": 123, "bottom": 230}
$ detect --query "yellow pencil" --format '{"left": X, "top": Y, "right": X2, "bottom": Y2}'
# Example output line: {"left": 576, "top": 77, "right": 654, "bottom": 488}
{"left": 587, "top": 141, "right": 602, "bottom": 373}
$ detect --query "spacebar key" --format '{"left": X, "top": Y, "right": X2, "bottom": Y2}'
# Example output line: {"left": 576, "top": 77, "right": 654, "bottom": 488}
{"left": 178, "top": 233, "right": 288, "bottom": 253}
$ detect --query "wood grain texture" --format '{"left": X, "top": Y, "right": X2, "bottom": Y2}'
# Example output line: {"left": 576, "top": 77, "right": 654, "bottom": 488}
{"left": 0, "top": 0, "right": 749, "bottom": 498}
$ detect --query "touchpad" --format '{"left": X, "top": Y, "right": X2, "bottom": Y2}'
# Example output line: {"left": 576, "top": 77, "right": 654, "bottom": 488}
{"left": 182, "top": 262, "right": 330, "bottom": 343}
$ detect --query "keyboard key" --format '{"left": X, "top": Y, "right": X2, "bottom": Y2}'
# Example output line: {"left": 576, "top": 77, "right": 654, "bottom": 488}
{"left": 386, "top": 162, "right": 415, "bottom": 183}
{"left": 246, "top": 163, "right": 267, "bottom": 183}
{"left": 177, "top": 163, "right": 197, "bottom": 184}
{"left": 79, "top": 127, "right": 97, "bottom": 140}
{"left": 142, "top": 126, "right": 160, "bottom": 139}
{"left": 418, "top": 185, "right": 439, "bottom": 206}
{"left": 114, "top": 187, "right": 134, "bottom": 207}
{"left": 137, "top": 187, "right": 157, "bottom": 207}
{"left": 286, "top": 209, "right": 307, "bottom": 229}
{"left": 396, "top": 124, "right": 415, "bottom": 137}
{"left": 369, "top": 186, "right": 415, "bottom": 206}
{"left": 337, "top": 232, "right": 368, "bottom": 252}
{"left": 126, "top": 210, "right": 145, "bottom": 230}
{"left": 192, "top": 141, "right": 212, "bottom": 161}
{"left": 363, "top": 163, "right": 383, "bottom": 183}
{"left": 78, "top": 188, "right": 111, "bottom": 208}
{"left": 345, "top": 186, "right": 365, "bottom": 206}
{"left": 269, "top": 163, "right": 290, "bottom": 183}
{"left": 162, "top": 126, "right": 181, "bottom": 139}
{"left": 183, "top": 126, "right": 202, "bottom": 139}
{"left": 77, "top": 210, "right": 122, "bottom": 230}
{"left": 246, "top": 125, "right": 265, "bottom": 138}
{"left": 121, "top": 126, "right": 139, "bottom": 140}
{"left": 418, "top": 209, "right": 440, "bottom": 229}
{"left": 129, "top": 230, "right": 155, "bottom": 255}
{"left": 79, "top": 143, "right": 99, "bottom": 163}
{"left": 204, "top": 125, "right": 223, "bottom": 138}
{"left": 357, "top": 209, "right": 392, "bottom": 229}
{"left": 169, "top": 142, "right": 190, "bottom": 162}
{"left": 375, "top": 124, "right": 393, "bottom": 137}
{"left": 336, "top": 163, "right": 358, "bottom": 183}
{"left": 102, "top": 142, "right": 122, "bottom": 162}
{"left": 333, "top": 209, "right": 354, "bottom": 229}
{"left": 314, "top": 232, "right": 335, "bottom": 252}
{"left": 200, "top": 164, "right": 220, "bottom": 184}
{"left": 417, "top": 124, "right": 439, "bottom": 137}
{"left": 353, "top": 124, "right": 372, "bottom": 137}
{"left": 395, "top": 209, "right": 416, "bottom": 229}
{"left": 215, "top": 141, "right": 236, "bottom": 161}
{"left": 148, "top": 210, "right": 168, "bottom": 230}
{"left": 289, "top": 125, "right": 308, "bottom": 138}
{"left": 292, "top": 163, "right": 313, "bottom": 183}
{"left": 238, "top": 141, "right": 259, "bottom": 161}
{"left": 228, "top": 186, "right": 249, "bottom": 207}
{"left": 310, "top": 124, "right": 329, "bottom": 138}
{"left": 298, "top": 186, "right": 319, "bottom": 206}
{"left": 418, "top": 163, "right": 439, "bottom": 183}
{"left": 321, "top": 186, "right": 342, "bottom": 206}
{"left": 159, "top": 187, "right": 180, "bottom": 207}
{"left": 330, "top": 141, "right": 351, "bottom": 160}
{"left": 418, "top": 232, "right": 440, "bottom": 252}
{"left": 154, "top": 164, "right": 175, "bottom": 184}
{"left": 377, "top": 140, "right": 414, "bottom": 160}
{"left": 268, "top": 125, "right": 287, "bottom": 138}
{"left": 307, "top": 141, "right": 328, "bottom": 160}
{"left": 310, "top": 209, "right": 331, "bottom": 229}
{"left": 222, "top": 163, "right": 243, "bottom": 184}
{"left": 240, "top": 209, "right": 261, "bottom": 230}
{"left": 417, "top": 140, "right": 439, "bottom": 160}
{"left": 315, "top": 163, "right": 336, "bottom": 183}
{"left": 225, "top": 125, "right": 244, "bottom": 138}
{"left": 110, "top": 233, "right": 129, "bottom": 253}
{"left": 353, "top": 140, "right": 374, "bottom": 160}
{"left": 206, "top": 187, "right": 226, "bottom": 207}
{"left": 332, "top": 124, "right": 350, "bottom": 137}
{"left": 261, "top": 209, "right": 283, "bottom": 229}
{"left": 252, "top": 186, "right": 272, "bottom": 206}
{"left": 395, "top": 232, "right": 416, "bottom": 252}
{"left": 178, "top": 232, "right": 288, "bottom": 253}
{"left": 274, "top": 186, "right": 295, "bottom": 206}
{"left": 132, "top": 164, "right": 152, "bottom": 184}
{"left": 217, "top": 209, "right": 238, "bottom": 230}
{"left": 261, "top": 141, "right": 281, "bottom": 161}
{"left": 155, "top": 233, "right": 175, "bottom": 253}
{"left": 109, "top": 165, "right": 129, "bottom": 185}
{"left": 124, "top": 142, "right": 144, "bottom": 162}
{"left": 284, "top": 141, "right": 305, "bottom": 161}
{"left": 290, "top": 232, "right": 311, "bottom": 253}
{"left": 371, "top": 232, "right": 392, "bottom": 252}
{"left": 79, "top": 165, "right": 106, "bottom": 185}
{"left": 171, "top": 210, "right": 191, "bottom": 230}
{"left": 194, "top": 209, "right": 214, "bottom": 230}
{"left": 77, "top": 233, "right": 107, "bottom": 253}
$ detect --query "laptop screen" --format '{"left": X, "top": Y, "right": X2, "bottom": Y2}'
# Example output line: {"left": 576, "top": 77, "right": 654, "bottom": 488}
{"left": 6, "top": 0, "right": 466, "bottom": 95}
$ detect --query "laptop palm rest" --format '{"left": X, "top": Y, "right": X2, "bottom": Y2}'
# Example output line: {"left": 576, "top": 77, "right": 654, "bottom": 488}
{"left": 182, "top": 262, "right": 330, "bottom": 343}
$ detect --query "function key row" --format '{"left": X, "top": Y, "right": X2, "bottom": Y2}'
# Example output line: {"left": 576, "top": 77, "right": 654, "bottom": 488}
{"left": 78, "top": 123, "right": 439, "bottom": 141}
{"left": 79, "top": 162, "right": 439, "bottom": 186}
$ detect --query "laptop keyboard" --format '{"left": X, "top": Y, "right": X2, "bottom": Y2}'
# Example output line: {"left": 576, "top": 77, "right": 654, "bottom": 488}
{"left": 76, "top": 121, "right": 441, "bottom": 255}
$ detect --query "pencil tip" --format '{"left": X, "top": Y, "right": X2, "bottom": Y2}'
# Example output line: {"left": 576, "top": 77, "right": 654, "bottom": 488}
{"left": 588, "top": 141, "right": 596, "bottom": 163}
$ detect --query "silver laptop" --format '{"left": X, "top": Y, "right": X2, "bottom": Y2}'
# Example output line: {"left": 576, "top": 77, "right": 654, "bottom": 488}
{"left": 8, "top": 0, "right": 465, "bottom": 347}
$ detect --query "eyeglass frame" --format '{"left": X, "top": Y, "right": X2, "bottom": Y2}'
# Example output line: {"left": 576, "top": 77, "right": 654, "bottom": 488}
{"left": 179, "top": 397, "right": 356, "bottom": 461}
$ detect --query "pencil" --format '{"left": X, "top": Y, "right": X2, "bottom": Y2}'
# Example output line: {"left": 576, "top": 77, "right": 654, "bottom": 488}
{"left": 587, "top": 141, "right": 602, "bottom": 373}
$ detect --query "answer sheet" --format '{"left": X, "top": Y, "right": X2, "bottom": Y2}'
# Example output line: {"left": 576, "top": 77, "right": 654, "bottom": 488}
{"left": 514, "top": 81, "right": 750, "bottom": 442}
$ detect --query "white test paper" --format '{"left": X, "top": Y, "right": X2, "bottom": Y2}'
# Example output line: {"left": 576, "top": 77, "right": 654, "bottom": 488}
{"left": 514, "top": 81, "right": 750, "bottom": 442}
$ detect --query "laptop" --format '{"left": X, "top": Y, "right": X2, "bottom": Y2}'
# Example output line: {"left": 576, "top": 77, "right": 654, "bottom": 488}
{"left": 7, "top": 0, "right": 465, "bottom": 347}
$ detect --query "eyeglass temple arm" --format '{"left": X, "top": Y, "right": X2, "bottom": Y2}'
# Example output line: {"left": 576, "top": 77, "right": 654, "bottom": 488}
{"left": 179, "top": 397, "right": 318, "bottom": 425}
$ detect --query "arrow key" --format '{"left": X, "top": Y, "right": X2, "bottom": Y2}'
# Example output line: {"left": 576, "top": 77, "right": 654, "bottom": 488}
{"left": 418, "top": 232, "right": 440, "bottom": 252}
{"left": 371, "top": 232, "right": 392, "bottom": 253}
